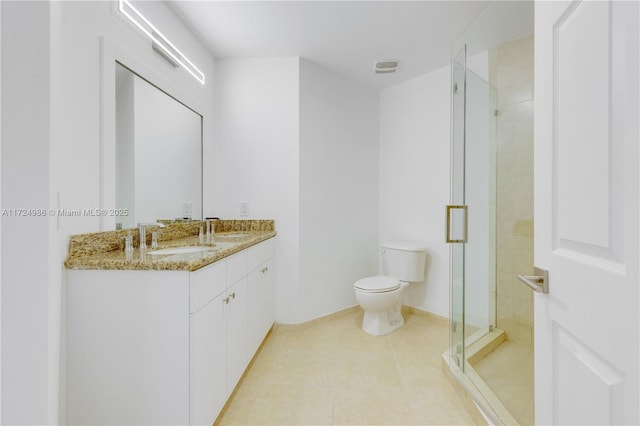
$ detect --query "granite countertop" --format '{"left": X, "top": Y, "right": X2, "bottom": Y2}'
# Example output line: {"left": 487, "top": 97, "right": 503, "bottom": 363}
{"left": 64, "top": 220, "right": 276, "bottom": 272}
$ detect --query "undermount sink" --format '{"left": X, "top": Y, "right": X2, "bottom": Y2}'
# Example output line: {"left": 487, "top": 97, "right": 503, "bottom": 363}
{"left": 148, "top": 246, "right": 215, "bottom": 256}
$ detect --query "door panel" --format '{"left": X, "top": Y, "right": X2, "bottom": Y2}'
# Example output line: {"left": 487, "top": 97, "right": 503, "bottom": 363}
{"left": 535, "top": 1, "right": 639, "bottom": 424}
{"left": 555, "top": 326, "right": 625, "bottom": 425}
{"left": 555, "top": 1, "right": 611, "bottom": 249}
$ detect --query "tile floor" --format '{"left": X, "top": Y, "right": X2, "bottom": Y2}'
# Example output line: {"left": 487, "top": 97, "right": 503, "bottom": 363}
{"left": 473, "top": 341, "right": 534, "bottom": 425}
{"left": 216, "top": 308, "right": 475, "bottom": 425}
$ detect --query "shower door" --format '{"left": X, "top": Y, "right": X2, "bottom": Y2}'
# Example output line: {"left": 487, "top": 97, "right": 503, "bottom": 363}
{"left": 449, "top": 46, "right": 467, "bottom": 371}
{"left": 449, "top": 45, "right": 497, "bottom": 371}
{"left": 449, "top": 3, "right": 535, "bottom": 424}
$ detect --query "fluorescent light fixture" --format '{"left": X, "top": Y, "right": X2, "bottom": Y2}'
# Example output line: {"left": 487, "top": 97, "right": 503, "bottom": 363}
{"left": 118, "top": 0, "right": 205, "bottom": 85}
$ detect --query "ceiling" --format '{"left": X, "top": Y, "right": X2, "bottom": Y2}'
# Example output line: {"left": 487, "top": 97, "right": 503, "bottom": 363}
{"left": 167, "top": 1, "right": 533, "bottom": 90}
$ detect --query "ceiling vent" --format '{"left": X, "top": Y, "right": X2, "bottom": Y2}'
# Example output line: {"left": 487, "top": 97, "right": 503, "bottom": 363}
{"left": 375, "top": 60, "right": 398, "bottom": 74}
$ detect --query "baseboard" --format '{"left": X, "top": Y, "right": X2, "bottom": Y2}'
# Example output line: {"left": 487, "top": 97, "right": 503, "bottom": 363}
{"left": 273, "top": 305, "right": 360, "bottom": 331}
{"left": 275, "top": 304, "right": 448, "bottom": 331}
{"left": 403, "top": 305, "right": 449, "bottom": 325}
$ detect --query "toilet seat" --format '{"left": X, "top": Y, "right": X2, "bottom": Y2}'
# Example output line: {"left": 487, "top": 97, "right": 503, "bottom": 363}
{"left": 354, "top": 275, "right": 400, "bottom": 293}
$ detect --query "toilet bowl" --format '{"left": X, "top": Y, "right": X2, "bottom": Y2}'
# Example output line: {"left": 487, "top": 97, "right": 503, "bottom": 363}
{"left": 354, "top": 241, "right": 427, "bottom": 336}
{"left": 355, "top": 276, "right": 409, "bottom": 335}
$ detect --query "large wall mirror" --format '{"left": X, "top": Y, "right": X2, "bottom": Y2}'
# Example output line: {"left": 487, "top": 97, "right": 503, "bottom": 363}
{"left": 115, "top": 62, "right": 203, "bottom": 229}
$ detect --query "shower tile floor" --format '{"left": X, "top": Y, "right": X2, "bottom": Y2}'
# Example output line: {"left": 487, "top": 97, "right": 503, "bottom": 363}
{"left": 216, "top": 308, "right": 475, "bottom": 425}
{"left": 473, "top": 341, "right": 534, "bottom": 425}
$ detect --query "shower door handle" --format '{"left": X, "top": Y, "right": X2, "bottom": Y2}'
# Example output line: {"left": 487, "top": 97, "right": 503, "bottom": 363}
{"left": 446, "top": 205, "right": 468, "bottom": 243}
{"left": 517, "top": 267, "right": 549, "bottom": 294}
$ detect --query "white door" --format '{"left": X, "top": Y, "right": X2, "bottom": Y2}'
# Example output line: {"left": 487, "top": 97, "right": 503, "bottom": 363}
{"left": 534, "top": 1, "right": 639, "bottom": 424}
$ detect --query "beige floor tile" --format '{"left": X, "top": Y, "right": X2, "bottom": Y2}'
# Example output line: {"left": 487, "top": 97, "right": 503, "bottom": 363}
{"left": 247, "top": 383, "right": 334, "bottom": 425}
{"left": 334, "top": 351, "right": 404, "bottom": 388}
{"left": 473, "top": 340, "right": 534, "bottom": 425}
{"left": 332, "top": 385, "right": 421, "bottom": 425}
{"left": 394, "top": 350, "right": 449, "bottom": 389}
{"left": 409, "top": 385, "right": 476, "bottom": 425}
{"left": 389, "top": 330, "right": 449, "bottom": 356}
{"left": 333, "top": 327, "right": 393, "bottom": 353}
{"left": 324, "top": 310, "right": 364, "bottom": 331}
{"left": 520, "top": 399, "right": 535, "bottom": 426}
{"left": 216, "top": 382, "right": 265, "bottom": 426}
{"left": 216, "top": 309, "right": 476, "bottom": 426}
{"left": 244, "top": 348, "right": 336, "bottom": 386}
{"left": 279, "top": 325, "right": 339, "bottom": 351}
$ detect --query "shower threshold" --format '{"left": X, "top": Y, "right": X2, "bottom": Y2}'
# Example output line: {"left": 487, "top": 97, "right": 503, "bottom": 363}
{"left": 442, "top": 328, "right": 522, "bottom": 426}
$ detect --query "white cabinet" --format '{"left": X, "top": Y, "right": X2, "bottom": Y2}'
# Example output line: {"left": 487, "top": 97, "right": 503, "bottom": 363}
{"left": 67, "top": 270, "right": 191, "bottom": 426}
{"left": 67, "top": 238, "right": 275, "bottom": 426}
{"left": 225, "top": 276, "right": 248, "bottom": 391}
{"left": 222, "top": 249, "right": 250, "bottom": 394}
{"left": 247, "top": 239, "right": 276, "bottom": 355}
{"left": 189, "top": 258, "right": 226, "bottom": 313}
{"left": 189, "top": 252, "right": 249, "bottom": 425}
{"left": 190, "top": 291, "right": 226, "bottom": 425}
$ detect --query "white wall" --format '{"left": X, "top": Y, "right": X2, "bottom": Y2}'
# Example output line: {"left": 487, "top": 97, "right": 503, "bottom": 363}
{"left": 214, "top": 58, "right": 379, "bottom": 324}
{"left": 2, "top": 1, "right": 216, "bottom": 423}
{"left": 379, "top": 64, "right": 451, "bottom": 318}
{"left": 299, "top": 59, "right": 379, "bottom": 322}
{"left": 213, "top": 57, "right": 301, "bottom": 324}
{"left": 1, "top": 2, "right": 51, "bottom": 424}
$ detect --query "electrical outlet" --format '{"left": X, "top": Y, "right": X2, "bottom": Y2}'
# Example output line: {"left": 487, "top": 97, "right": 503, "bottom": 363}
{"left": 182, "top": 202, "right": 193, "bottom": 219}
{"left": 240, "top": 202, "right": 249, "bottom": 217}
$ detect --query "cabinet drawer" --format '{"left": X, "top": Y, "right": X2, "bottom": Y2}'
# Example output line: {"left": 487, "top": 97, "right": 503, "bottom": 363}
{"left": 227, "top": 250, "right": 247, "bottom": 285}
{"left": 190, "top": 261, "right": 226, "bottom": 313}
{"left": 248, "top": 238, "right": 275, "bottom": 271}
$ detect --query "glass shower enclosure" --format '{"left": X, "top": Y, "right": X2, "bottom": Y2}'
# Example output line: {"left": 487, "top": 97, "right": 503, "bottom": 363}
{"left": 449, "top": 45, "right": 498, "bottom": 370}
{"left": 446, "top": 2, "right": 535, "bottom": 425}
{"left": 448, "top": 41, "right": 502, "bottom": 421}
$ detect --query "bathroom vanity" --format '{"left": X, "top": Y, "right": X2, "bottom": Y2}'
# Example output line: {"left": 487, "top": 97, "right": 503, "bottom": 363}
{"left": 65, "top": 221, "right": 276, "bottom": 425}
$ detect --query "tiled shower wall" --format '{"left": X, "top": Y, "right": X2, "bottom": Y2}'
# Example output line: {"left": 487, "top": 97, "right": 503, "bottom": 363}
{"left": 490, "top": 34, "right": 535, "bottom": 346}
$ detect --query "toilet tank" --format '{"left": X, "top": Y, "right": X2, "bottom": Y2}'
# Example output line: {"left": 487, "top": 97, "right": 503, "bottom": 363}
{"left": 380, "top": 241, "right": 428, "bottom": 282}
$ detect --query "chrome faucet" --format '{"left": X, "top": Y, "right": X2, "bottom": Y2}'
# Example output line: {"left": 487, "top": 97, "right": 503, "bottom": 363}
{"left": 205, "top": 218, "right": 220, "bottom": 241}
{"left": 137, "top": 222, "right": 166, "bottom": 249}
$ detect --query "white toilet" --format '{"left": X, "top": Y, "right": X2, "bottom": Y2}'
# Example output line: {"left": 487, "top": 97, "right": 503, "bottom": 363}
{"left": 354, "top": 241, "right": 427, "bottom": 336}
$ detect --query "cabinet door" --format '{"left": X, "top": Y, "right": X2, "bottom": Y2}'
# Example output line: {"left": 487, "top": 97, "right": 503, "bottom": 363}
{"left": 190, "top": 260, "right": 226, "bottom": 313}
{"left": 190, "top": 294, "right": 226, "bottom": 426}
{"left": 67, "top": 270, "right": 190, "bottom": 426}
{"left": 225, "top": 277, "right": 248, "bottom": 393}
{"left": 247, "top": 258, "right": 276, "bottom": 355}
